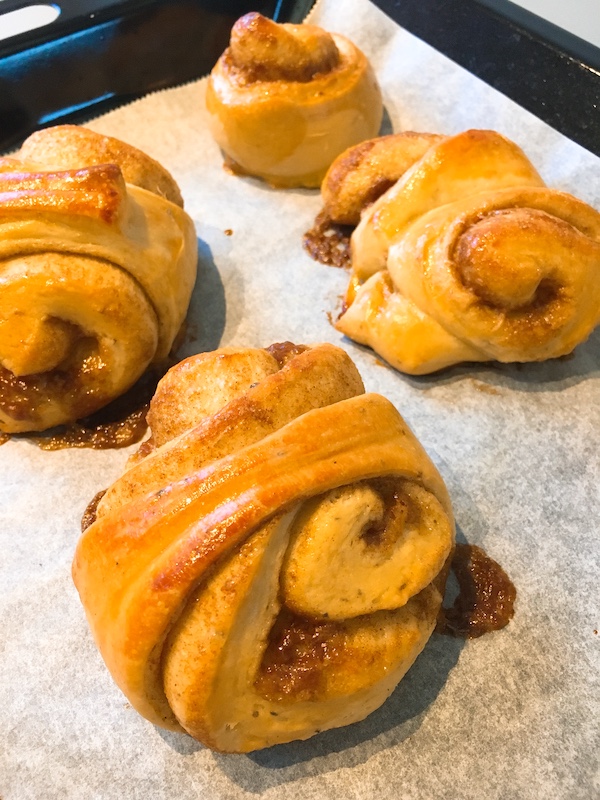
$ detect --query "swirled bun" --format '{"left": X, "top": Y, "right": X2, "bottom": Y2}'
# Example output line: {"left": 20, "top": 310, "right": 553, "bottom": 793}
{"left": 320, "top": 129, "right": 600, "bottom": 373}
{"left": 206, "top": 13, "right": 383, "bottom": 188}
{"left": 321, "top": 132, "right": 446, "bottom": 225}
{"left": 73, "top": 343, "right": 454, "bottom": 752}
{"left": 0, "top": 125, "right": 197, "bottom": 433}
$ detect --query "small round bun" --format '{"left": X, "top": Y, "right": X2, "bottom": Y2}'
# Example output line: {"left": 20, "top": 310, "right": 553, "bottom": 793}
{"left": 206, "top": 13, "right": 383, "bottom": 188}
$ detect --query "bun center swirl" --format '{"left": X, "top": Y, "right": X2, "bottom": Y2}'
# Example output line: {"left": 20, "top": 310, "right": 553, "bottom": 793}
{"left": 228, "top": 12, "right": 340, "bottom": 83}
{"left": 453, "top": 208, "right": 571, "bottom": 310}
{"left": 0, "top": 315, "right": 81, "bottom": 377}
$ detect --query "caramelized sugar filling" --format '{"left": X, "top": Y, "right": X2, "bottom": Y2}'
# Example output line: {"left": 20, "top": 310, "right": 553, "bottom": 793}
{"left": 11, "top": 363, "right": 171, "bottom": 450}
{"left": 361, "top": 478, "right": 412, "bottom": 553}
{"left": 265, "top": 341, "right": 309, "bottom": 367}
{"left": 303, "top": 210, "right": 352, "bottom": 268}
{"left": 438, "top": 543, "right": 517, "bottom": 638}
{"left": 32, "top": 406, "right": 149, "bottom": 451}
{"left": 255, "top": 608, "right": 345, "bottom": 703}
{"left": 0, "top": 331, "right": 107, "bottom": 429}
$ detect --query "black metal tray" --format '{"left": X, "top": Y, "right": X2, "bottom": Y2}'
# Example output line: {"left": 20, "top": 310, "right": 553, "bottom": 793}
{"left": 1, "top": 0, "right": 599, "bottom": 156}
{"left": 376, "top": 0, "right": 600, "bottom": 157}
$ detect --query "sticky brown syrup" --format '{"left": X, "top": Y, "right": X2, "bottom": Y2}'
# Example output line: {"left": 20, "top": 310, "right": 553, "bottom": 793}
{"left": 22, "top": 364, "right": 170, "bottom": 451}
{"left": 303, "top": 210, "right": 352, "bottom": 268}
{"left": 265, "top": 341, "right": 308, "bottom": 367}
{"left": 32, "top": 406, "right": 149, "bottom": 451}
{"left": 81, "top": 490, "right": 107, "bottom": 532}
{"left": 438, "top": 543, "right": 517, "bottom": 638}
{"left": 254, "top": 609, "right": 344, "bottom": 703}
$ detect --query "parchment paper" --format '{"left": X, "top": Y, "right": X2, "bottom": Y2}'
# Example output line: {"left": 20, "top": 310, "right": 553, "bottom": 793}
{"left": 1, "top": 1, "right": 599, "bottom": 797}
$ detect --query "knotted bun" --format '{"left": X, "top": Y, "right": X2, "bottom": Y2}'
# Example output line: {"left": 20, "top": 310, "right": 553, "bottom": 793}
{"left": 73, "top": 343, "right": 454, "bottom": 752}
{"left": 315, "top": 129, "right": 600, "bottom": 373}
{"left": 206, "top": 13, "right": 383, "bottom": 188}
{"left": 0, "top": 126, "right": 197, "bottom": 433}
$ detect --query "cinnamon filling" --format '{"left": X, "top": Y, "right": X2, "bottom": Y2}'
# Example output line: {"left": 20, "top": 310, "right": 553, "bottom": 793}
{"left": 7, "top": 362, "right": 171, "bottom": 450}
{"left": 227, "top": 13, "right": 340, "bottom": 84}
{"left": 453, "top": 209, "right": 566, "bottom": 313}
{"left": 438, "top": 543, "right": 517, "bottom": 638}
{"left": 303, "top": 210, "right": 352, "bottom": 268}
{"left": 361, "top": 478, "right": 412, "bottom": 554}
{"left": 265, "top": 341, "right": 309, "bottom": 367}
{"left": 255, "top": 609, "right": 345, "bottom": 703}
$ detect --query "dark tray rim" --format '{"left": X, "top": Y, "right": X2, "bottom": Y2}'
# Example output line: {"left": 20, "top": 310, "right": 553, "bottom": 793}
{"left": 373, "top": 0, "right": 600, "bottom": 157}
{"left": 1, "top": 0, "right": 599, "bottom": 156}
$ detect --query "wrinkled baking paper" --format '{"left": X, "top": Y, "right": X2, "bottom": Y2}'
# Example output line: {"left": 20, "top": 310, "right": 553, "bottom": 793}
{"left": 1, "top": 0, "right": 599, "bottom": 797}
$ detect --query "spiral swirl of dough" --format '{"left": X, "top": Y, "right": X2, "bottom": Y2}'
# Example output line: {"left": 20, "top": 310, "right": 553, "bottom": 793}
{"left": 321, "top": 132, "right": 446, "bottom": 226}
{"left": 73, "top": 343, "right": 454, "bottom": 752}
{"left": 0, "top": 126, "right": 197, "bottom": 433}
{"left": 206, "top": 13, "right": 383, "bottom": 188}
{"left": 330, "top": 130, "right": 600, "bottom": 373}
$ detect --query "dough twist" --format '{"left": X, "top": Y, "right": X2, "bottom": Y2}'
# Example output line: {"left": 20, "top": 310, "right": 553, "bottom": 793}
{"left": 206, "top": 13, "right": 382, "bottom": 188}
{"left": 325, "top": 130, "right": 600, "bottom": 373}
{"left": 0, "top": 126, "right": 197, "bottom": 432}
{"left": 73, "top": 343, "right": 454, "bottom": 752}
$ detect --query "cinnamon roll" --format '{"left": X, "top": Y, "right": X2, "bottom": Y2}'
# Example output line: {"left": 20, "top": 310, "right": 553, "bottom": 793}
{"left": 0, "top": 125, "right": 197, "bottom": 433}
{"left": 312, "top": 129, "right": 600, "bottom": 373}
{"left": 73, "top": 343, "right": 454, "bottom": 752}
{"left": 206, "top": 13, "right": 383, "bottom": 188}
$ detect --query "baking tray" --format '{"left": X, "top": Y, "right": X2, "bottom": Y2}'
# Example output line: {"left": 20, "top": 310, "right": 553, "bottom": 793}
{"left": 0, "top": 0, "right": 315, "bottom": 152}
{"left": 375, "top": 0, "right": 600, "bottom": 157}
{"left": 1, "top": 1, "right": 599, "bottom": 797}
{"left": 1, "top": 0, "right": 600, "bottom": 155}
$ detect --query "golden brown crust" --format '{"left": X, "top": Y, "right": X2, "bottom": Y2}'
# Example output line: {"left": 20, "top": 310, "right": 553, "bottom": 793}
{"left": 206, "top": 14, "right": 383, "bottom": 188}
{"left": 19, "top": 125, "right": 184, "bottom": 207}
{"left": 329, "top": 129, "right": 600, "bottom": 373}
{"left": 322, "top": 132, "right": 446, "bottom": 225}
{"left": 0, "top": 126, "right": 197, "bottom": 433}
{"left": 228, "top": 12, "right": 340, "bottom": 83}
{"left": 351, "top": 129, "right": 546, "bottom": 280}
{"left": 0, "top": 162, "right": 126, "bottom": 223}
{"left": 73, "top": 343, "right": 454, "bottom": 752}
